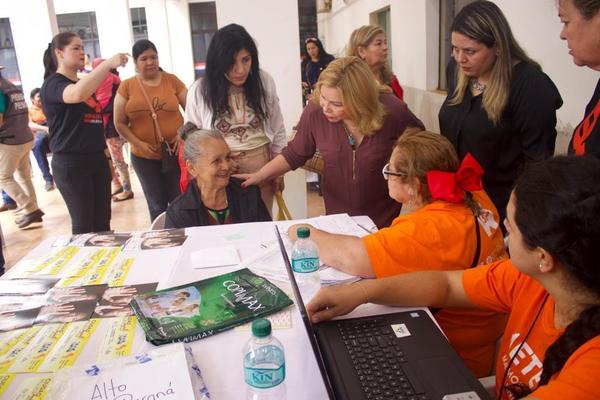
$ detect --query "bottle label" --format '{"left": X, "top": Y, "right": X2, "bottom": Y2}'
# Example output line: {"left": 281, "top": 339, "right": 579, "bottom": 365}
{"left": 292, "top": 257, "right": 319, "bottom": 273}
{"left": 244, "top": 364, "right": 286, "bottom": 389}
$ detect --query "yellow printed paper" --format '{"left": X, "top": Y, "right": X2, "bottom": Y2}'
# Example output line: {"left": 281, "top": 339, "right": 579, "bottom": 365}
{"left": 106, "top": 257, "right": 134, "bottom": 286}
{"left": 8, "top": 324, "right": 68, "bottom": 373}
{"left": 28, "top": 247, "right": 79, "bottom": 276}
{"left": 82, "top": 248, "right": 121, "bottom": 285}
{"left": 38, "top": 319, "right": 100, "bottom": 372}
{"left": 42, "top": 246, "right": 80, "bottom": 275}
{"left": 57, "top": 249, "right": 106, "bottom": 287}
{"left": 97, "top": 316, "right": 137, "bottom": 362}
{"left": 0, "top": 328, "right": 32, "bottom": 357}
{"left": 0, "top": 326, "right": 42, "bottom": 372}
{"left": 13, "top": 375, "right": 53, "bottom": 400}
{"left": 0, "top": 374, "right": 15, "bottom": 396}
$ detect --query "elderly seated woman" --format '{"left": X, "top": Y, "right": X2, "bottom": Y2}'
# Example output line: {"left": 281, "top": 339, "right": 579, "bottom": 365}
{"left": 164, "top": 124, "right": 271, "bottom": 229}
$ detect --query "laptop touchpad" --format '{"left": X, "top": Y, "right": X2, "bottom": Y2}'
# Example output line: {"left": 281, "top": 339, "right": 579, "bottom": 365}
{"left": 417, "top": 357, "right": 471, "bottom": 395}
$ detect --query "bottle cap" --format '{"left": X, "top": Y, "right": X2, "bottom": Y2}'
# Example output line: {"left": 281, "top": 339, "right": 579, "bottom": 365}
{"left": 297, "top": 227, "right": 310, "bottom": 238}
{"left": 252, "top": 318, "right": 272, "bottom": 337}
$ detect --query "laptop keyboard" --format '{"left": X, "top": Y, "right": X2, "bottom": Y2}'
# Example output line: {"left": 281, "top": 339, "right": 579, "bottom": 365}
{"left": 337, "top": 318, "right": 428, "bottom": 400}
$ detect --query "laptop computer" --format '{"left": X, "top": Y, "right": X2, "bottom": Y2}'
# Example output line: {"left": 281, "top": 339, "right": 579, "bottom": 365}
{"left": 274, "top": 226, "right": 490, "bottom": 400}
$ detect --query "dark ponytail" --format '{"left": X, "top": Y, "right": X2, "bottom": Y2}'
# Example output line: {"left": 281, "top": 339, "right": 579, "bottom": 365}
{"left": 539, "top": 305, "right": 600, "bottom": 385}
{"left": 513, "top": 155, "right": 600, "bottom": 395}
{"left": 43, "top": 32, "right": 77, "bottom": 80}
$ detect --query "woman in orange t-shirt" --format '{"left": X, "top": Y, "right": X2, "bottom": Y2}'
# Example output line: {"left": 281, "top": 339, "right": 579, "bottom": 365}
{"left": 113, "top": 39, "right": 187, "bottom": 222}
{"left": 289, "top": 129, "right": 506, "bottom": 376}
{"left": 307, "top": 155, "right": 600, "bottom": 399}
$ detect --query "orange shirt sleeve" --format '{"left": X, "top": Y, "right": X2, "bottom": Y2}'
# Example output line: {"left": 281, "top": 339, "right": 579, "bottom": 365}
{"left": 531, "top": 337, "right": 600, "bottom": 400}
{"left": 117, "top": 79, "right": 129, "bottom": 100}
{"left": 462, "top": 259, "right": 524, "bottom": 314}
{"left": 171, "top": 74, "right": 186, "bottom": 96}
{"left": 363, "top": 217, "right": 443, "bottom": 278}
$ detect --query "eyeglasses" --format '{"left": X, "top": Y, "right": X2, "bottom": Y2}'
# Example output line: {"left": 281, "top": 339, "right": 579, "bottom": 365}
{"left": 382, "top": 163, "right": 407, "bottom": 180}
{"left": 304, "top": 37, "right": 318, "bottom": 44}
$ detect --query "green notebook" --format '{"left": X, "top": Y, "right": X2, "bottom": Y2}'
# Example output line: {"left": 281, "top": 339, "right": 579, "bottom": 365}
{"left": 130, "top": 268, "right": 293, "bottom": 345}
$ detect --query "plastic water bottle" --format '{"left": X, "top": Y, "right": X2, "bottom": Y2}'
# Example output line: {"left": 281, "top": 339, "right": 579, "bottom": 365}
{"left": 244, "top": 318, "right": 286, "bottom": 400}
{"left": 291, "top": 227, "right": 321, "bottom": 301}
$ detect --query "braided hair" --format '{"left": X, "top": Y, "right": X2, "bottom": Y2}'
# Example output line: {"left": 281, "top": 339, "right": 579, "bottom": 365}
{"left": 513, "top": 155, "right": 600, "bottom": 395}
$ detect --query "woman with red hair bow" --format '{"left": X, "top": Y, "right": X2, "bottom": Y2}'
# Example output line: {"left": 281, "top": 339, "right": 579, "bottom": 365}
{"left": 288, "top": 128, "right": 507, "bottom": 377}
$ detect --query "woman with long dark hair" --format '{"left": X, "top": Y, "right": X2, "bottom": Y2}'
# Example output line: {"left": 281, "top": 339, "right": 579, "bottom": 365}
{"left": 185, "top": 23, "right": 286, "bottom": 212}
{"left": 113, "top": 39, "right": 187, "bottom": 222}
{"left": 308, "top": 155, "right": 600, "bottom": 399}
{"left": 439, "top": 1, "right": 562, "bottom": 221}
{"left": 40, "top": 32, "right": 128, "bottom": 234}
{"left": 301, "top": 37, "right": 334, "bottom": 102}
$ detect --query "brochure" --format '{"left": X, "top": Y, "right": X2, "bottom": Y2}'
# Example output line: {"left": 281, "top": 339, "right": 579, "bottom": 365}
{"left": 130, "top": 268, "right": 293, "bottom": 345}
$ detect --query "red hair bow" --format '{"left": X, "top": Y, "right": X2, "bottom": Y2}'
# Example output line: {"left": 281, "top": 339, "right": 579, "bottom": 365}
{"left": 426, "top": 153, "right": 484, "bottom": 203}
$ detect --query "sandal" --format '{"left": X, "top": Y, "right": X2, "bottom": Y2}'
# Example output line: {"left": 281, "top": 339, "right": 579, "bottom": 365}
{"left": 113, "top": 191, "right": 134, "bottom": 202}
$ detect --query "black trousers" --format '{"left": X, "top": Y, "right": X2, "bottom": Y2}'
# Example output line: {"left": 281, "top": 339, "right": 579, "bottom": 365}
{"left": 52, "top": 152, "right": 111, "bottom": 234}
{"left": 131, "top": 153, "right": 181, "bottom": 222}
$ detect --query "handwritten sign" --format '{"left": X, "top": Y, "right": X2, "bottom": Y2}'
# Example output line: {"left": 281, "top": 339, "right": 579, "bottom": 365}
{"left": 48, "top": 343, "right": 206, "bottom": 400}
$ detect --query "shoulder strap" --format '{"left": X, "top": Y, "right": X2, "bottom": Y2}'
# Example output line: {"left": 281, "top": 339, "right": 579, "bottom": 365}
{"left": 470, "top": 211, "right": 481, "bottom": 268}
{"left": 136, "top": 76, "right": 164, "bottom": 142}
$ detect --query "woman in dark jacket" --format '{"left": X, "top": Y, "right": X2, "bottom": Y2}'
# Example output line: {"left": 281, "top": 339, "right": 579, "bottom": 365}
{"left": 165, "top": 124, "right": 271, "bottom": 229}
{"left": 301, "top": 37, "right": 334, "bottom": 103}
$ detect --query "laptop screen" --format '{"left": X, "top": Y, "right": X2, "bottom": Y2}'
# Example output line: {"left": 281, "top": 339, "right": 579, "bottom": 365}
{"left": 274, "top": 225, "right": 337, "bottom": 400}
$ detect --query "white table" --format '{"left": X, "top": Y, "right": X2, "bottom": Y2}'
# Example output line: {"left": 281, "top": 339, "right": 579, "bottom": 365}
{"left": 0, "top": 217, "right": 434, "bottom": 400}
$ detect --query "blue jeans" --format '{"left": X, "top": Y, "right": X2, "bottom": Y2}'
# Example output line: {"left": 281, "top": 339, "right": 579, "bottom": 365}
{"left": 32, "top": 132, "right": 53, "bottom": 183}
{"left": 1, "top": 190, "right": 15, "bottom": 205}
{"left": 131, "top": 153, "right": 181, "bottom": 222}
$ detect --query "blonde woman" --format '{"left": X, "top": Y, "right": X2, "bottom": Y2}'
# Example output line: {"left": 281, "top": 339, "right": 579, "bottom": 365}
{"left": 236, "top": 57, "right": 423, "bottom": 228}
{"left": 439, "top": 1, "right": 562, "bottom": 221}
{"left": 347, "top": 25, "right": 403, "bottom": 100}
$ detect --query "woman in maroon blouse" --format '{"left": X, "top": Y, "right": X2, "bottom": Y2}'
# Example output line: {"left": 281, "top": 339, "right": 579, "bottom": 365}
{"left": 236, "top": 57, "right": 423, "bottom": 228}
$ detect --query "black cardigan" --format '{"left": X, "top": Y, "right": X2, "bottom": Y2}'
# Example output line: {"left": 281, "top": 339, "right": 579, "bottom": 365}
{"left": 164, "top": 178, "right": 272, "bottom": 229}
{"left": 439, "top": 59, "right": 562, "bottom": 220}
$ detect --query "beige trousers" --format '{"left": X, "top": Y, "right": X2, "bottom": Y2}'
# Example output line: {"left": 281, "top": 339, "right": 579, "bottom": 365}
{"left": 0, "top": 140, "right": 38, "bottom": 214}
{"left": 236, "top": 144, "right": 274, "bottom": 213}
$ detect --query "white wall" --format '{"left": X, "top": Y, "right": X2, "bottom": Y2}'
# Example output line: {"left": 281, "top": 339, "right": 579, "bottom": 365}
{"left": 317, "top": 0, "right": 599, "bottom": 152}
{"left": 0, "top": 0, "right": 57, "bottom": 98}
{"left": 215, "top": 0, "right": 307, "bottom": 219}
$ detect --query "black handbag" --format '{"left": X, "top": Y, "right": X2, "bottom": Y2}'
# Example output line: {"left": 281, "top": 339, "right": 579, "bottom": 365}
{"left": 160, "top": 140, "right": 179, "bottom": 173}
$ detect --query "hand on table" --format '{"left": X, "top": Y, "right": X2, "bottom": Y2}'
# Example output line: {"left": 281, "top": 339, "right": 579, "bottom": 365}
{"left": 306, "top": 283, "right": 365, "bottom": 324}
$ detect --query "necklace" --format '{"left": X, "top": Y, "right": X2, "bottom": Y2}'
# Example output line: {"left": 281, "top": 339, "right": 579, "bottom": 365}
{"left": 470, "top": 78, "right": 486, "bottom": 93}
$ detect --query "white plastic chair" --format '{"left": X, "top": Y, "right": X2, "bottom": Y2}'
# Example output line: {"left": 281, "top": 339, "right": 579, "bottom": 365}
{"left": 150, "top": 211, "right": 166, "bottom": 230}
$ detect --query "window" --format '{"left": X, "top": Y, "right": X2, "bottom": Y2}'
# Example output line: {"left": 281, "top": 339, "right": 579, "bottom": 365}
{"left": 189, "top": 2, "right": 218, "bottom": 79}
{"left": 0, "top": 18, "right": 22, "bottom": 87}
{"left": 57, "top": 12, "right": 101, "bottom": 70}
{"left": 372, "top": 7, "right": 392, "bottom": 70}
{"left": 131, "top": 7, "right": 148, "bottom": 42}
{"left": 439, "top": 0, "right": 476, "bottom": 91}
